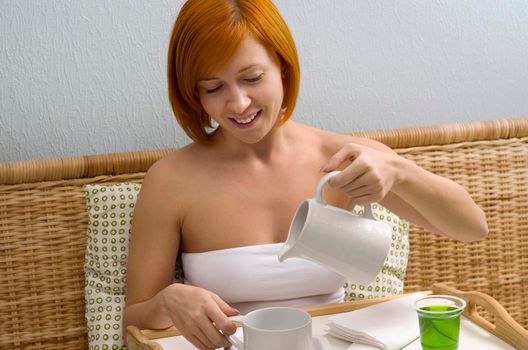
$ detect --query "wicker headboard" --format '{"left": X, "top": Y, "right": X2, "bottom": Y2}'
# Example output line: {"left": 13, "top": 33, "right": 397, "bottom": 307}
{"left": 1, "top": 118, "right": 527, "bottom": 349}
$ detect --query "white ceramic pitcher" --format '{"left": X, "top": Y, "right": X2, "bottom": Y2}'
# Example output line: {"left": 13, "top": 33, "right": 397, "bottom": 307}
{"left": 278, "top": 171, "right": 392, "bottom": 284}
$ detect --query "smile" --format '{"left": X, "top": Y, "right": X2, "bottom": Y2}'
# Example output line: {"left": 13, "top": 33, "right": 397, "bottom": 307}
{"left": 229, "top": 110, "right": 262, "bottom": 129}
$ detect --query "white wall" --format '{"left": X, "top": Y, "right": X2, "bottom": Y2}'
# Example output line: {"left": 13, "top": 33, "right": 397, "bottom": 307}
{"left": 2, "top": 0, "right": 528, "bottom": 162}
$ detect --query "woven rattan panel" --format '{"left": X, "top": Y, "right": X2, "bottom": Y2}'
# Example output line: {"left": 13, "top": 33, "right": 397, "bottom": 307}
{"left": 399, "top": 136, "right": 528, "bottom": 329}
{"left": 0, "top": 127, "right": 527, "bottom": 349}
{"left": 0, "top": 175, "right": 144, "bottom": 349}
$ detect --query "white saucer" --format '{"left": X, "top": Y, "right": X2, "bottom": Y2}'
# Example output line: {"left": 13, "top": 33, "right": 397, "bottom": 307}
{"left": 313, "top": 335, "right": 333, "bottom": 350}
{"left": 229, "top": 335, "right": 332, "bottom": 350}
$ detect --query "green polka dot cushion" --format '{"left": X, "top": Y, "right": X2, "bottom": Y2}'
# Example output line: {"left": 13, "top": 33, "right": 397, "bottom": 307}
{"left": 343, "top": 203, "right": 410, "bottom": 301}
{"left": 84, "top": 183, "right": 185, "bottom": 349}
{"left": 84, "top": 183, "right": 141, "bottom": 350}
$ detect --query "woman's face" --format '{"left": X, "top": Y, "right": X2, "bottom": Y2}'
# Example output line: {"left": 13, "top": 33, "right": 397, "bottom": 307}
{"left": 197, "top": 35, "right": 284, "bottom": 144}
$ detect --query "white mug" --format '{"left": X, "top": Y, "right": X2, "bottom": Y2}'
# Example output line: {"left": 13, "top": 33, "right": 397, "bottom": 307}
{"left": 227, "top": 307, "right": 312, "bottom": 350}
{"left": 278, "top": 171, "right": 392, "bottom": 284}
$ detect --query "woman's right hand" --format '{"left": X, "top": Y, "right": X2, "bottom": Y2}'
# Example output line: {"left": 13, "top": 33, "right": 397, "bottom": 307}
{"left": 160, "top": 283, "right": 240, "bottom": 349}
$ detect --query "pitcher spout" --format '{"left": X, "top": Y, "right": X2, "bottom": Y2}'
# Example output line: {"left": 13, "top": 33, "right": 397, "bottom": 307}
{"left": 277, "top": 243, "right": 294, "bottom": 262}
{"left": 278, "top": 200, "right": 309, "bottom": 263}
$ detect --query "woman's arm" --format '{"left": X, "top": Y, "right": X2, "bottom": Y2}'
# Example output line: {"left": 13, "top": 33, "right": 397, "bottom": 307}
{"left": 322, "top": 137, "right": 488, "bottom": 243}
{"left": 123, "top": 159, "right": 183, "bottom": 330}
{"left": 123, "top": 157, "right": 237, "bottom": 349}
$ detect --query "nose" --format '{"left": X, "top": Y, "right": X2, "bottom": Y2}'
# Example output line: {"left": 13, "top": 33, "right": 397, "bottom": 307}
{"left": 226, "top": 86, "right": 251, "bottom": 115}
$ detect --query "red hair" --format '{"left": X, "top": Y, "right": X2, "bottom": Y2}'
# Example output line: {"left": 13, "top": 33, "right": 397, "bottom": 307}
{"left": 168, "top": 0, "right": 300, "bottom": 144}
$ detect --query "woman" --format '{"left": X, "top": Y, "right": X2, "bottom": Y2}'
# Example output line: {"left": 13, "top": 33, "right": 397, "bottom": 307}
{"left": 123, "top": 1, "right": 488, "bottom": 349}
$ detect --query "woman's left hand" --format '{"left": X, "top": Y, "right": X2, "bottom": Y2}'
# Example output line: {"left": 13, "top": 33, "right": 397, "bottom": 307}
{"left": 321, "top": 142, "right": 404, "bottom": 205}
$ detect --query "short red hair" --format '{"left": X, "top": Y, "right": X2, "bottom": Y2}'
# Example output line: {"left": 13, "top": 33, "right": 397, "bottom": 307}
{"left": 167, "top": 0, "right": 300, "bottom": 144}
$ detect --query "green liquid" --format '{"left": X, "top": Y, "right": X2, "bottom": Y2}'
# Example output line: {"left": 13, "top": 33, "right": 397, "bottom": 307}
{"left": 418, "top": 305, "right": 461, "bottom": 350}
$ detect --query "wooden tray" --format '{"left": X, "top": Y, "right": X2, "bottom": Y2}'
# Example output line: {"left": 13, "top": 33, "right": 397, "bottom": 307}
{"left": 126, "top": 283, "right": 528, "bottom": 349}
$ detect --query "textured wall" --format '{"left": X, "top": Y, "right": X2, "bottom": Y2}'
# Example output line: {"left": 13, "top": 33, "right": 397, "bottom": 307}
{"left": 2, "top": 0, "right": 528, "bottom": 162}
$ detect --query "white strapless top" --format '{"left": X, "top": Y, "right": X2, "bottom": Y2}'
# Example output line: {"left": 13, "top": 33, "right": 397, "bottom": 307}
{"left": 182, "top": 243, "right": 345, "bottom": 314}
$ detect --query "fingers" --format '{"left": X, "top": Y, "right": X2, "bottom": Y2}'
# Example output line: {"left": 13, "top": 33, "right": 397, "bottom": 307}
{"left": 212, "top": 294, "right": 239, "bottom": 318}
{"left": 328, "top": 163, "right": 364, "bottom": 189}
{"left": 321, "top": 143, "right": 363, "bottom": 172}
{"left": 200, "top": 318, "right": 232, "bottom": 348}
{"left": 340, "top": 172, "right": 386, "bottom": 204}
{"left": 197, "top": 297, "right": 235, "bottom": 348}
{"left": 171, "top": 289, "right": 235, "bottom": 349}
{"left": 341, "top": 184, "right": 383, "bottom": 205}
{"left": 340, "top": 172, "right": 383, "bottom": 195}
{"left": 210, "top": 294, "right": 239, "bottom": 335}
{"left": 179, "top": 316, "right": 217, "bottom": 350}
{"left": 194, "top": 294, "right": 237, "bottom": 348}
{"left": 184, "top": 314, "right": 231, "bottom": 349}
{"left": 329, "top": 167, "right": 388, "bottom": 206}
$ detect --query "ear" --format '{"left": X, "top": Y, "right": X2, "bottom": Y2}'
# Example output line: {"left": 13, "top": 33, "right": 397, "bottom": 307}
{"left": 278, "top": 56, "right": 287, "bottom": 77}
{"left": 281, "top": 65, "right": 287, "bottom": 79}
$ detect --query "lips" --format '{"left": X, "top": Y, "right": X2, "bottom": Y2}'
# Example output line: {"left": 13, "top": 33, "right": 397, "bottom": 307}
{"left": 229, "top": 110, "right": 262, "bottom": 129}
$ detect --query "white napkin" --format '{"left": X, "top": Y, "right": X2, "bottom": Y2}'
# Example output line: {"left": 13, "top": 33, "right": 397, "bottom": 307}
{"left": 327, "top": 292, "right": 428, "bottom": 350}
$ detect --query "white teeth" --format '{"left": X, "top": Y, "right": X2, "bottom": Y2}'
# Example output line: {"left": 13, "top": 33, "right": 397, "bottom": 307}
{"left": 234, "top": 112, "right": 258, "bottom": 124}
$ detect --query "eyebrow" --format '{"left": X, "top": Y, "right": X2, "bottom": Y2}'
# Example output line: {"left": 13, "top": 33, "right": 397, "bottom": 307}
{"left": 199, "top": 64, "right": 261, "bottom": 82}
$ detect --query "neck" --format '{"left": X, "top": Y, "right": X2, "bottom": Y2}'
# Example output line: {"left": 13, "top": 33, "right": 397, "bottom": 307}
{"left": 214, "top": 121, "right": 297, "bottom": 164}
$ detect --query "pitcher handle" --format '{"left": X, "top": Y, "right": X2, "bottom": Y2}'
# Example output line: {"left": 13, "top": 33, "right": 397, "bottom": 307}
{"left": 315, "top": 171, "right": 341, "bottom": 205}
{"left": 316, "top": 170, "right": 375, "bottom": 220}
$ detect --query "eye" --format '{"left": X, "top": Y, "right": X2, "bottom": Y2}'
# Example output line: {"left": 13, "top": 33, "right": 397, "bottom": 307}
{"left": 245, "top": 73, "right": 264, "bottom": 83}
{"left": 205, "top": 84, "right": 223, "bottom": 94}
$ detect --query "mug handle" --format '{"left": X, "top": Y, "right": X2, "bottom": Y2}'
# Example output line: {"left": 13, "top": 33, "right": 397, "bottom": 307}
{"left": 316, "top": 170, "right": 375, "bottom": 220}
{"left": 224, "top": 315, "right": 244, "bottom": 349}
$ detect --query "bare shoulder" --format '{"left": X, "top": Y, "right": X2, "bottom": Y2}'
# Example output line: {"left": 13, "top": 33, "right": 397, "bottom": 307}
{"left": 140, "top": 143, "right": 210, "bottom": 206}
{"left": 308, "top": 126, "right": 395, "bottom": 155}
{"left": 143, "top": 146, "right": 194, "bottom": 190}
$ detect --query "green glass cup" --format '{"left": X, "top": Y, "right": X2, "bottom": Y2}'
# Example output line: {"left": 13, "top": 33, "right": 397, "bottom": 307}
{"left": 414, "top": 295, "right": 466, "bottom": 350}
